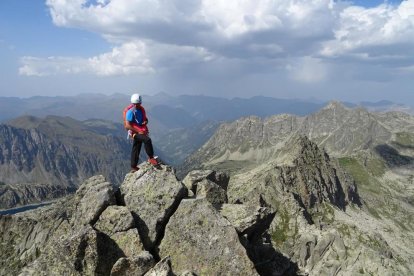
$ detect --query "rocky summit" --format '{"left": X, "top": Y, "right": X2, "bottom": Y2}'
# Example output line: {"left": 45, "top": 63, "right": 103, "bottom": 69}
{"left": 1, "top": 163, "right": 276, "bottom": 276}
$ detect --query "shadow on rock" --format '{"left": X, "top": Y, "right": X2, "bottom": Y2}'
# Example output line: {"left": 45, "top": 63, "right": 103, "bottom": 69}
{"left": 95, "top": 232, "right": 126, "bottom": 275}
{"left": 130, "top": 212, "right": 162, "bottom": 262}
{"left": 375, "top": 144, "right": 414, "bottom": 168}
{"left": 245, "top": 232, "right": 299, "bottom": 276}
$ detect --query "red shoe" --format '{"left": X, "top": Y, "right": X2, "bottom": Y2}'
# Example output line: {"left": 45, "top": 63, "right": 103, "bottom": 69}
{"left": 148, "top": 158, "right": 158, "bottom": 166}
{"left": 130, "top": 166, "right": 139, "bottom": 173}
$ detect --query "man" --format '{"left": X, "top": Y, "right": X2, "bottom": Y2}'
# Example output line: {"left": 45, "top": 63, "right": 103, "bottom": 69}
{"left": 125, "top": 93, "right": 158, "bottom": 172}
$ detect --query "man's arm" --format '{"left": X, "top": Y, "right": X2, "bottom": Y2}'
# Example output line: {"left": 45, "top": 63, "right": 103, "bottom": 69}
{"left": 125, "top": 120, "right": 135, "bottom": 132}
{"left": 126, "top": 119, "right": 147, "bottom": 134}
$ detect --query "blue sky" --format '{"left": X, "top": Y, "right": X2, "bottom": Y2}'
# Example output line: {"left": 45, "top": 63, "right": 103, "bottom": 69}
{"left": 0, "top": 0, "right": 413, "bottom": 106}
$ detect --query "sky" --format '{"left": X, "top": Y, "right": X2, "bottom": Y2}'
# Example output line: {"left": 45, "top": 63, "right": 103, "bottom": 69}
{"left": 0, "top": 0, "right": 413, "bottom": 105}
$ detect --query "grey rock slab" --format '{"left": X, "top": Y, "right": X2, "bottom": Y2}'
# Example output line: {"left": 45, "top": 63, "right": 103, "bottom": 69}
{"left": 182, "top": 170, "right": 229, "bottom": 193}
{"left": 308, "top": 232, "right": 336, "bottom": 269}
{"left": 195, "top": 179, "right": 228, "bottom": 206}
{"left": 159, "top": 198, "right": 259, "bottom": 275}
{"left": 22, "top": 223, "right": 132, "bottom": 275}
{"left": 94, "top": 205, "right": 135, "bottom": 235}
{"left": 110, "top": 251, "right": 155, "bottom": 276}
{"left": 110, "top": 228, "right": 145, "bottom": 258}
{"left": 144, "top": 256, "right": 174, "bottom": 276}
{"left": 72, "top": 175, "right": 116, "bottom": 227}
{"left": 220, "top": 203, "right": 275, "bottom": 240}
{"left": 292, "top": 233, "right": 317, "bottom": 268}
{"left": 179, "top": 271, "right": 198, "bottom": 276}
{"left": 29, "top": 225, "right": 117, "bottom": 275}
{"left": 120, "top": 164, "right": 187, "bottom": 249}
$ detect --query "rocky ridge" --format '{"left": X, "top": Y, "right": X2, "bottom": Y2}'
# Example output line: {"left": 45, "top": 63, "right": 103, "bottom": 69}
{"left": 179, "top": 102, "right": 414, "bottom": 274}
{"left": 226, "top": 135, "right": 408, "bottom": 275}
{"left": 180, "top": 102, "right": 414, "bottom": 174}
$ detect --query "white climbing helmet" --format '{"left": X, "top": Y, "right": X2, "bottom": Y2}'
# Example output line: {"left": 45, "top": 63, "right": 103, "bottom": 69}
{"left": 131, "top": 93, "right": 142, "bottom": 104}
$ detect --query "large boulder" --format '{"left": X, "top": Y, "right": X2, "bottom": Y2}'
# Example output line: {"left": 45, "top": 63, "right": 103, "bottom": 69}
{"left": 21, "top": 225, "right": 123, "bottom": 275}
{"left": 144, "top": 257, "right": 174, "bottom": 276}
{"left": 1, "top": 175, "right": 116, "bottom": 275}
{"left": 93, "top": 196, "right": 148, "bottom": 260}
{"left": 119, "top": 164, "right": 187, "bottom": 249}
{"left": 195, "top": 179, "right": 228, "bottom": 206}
{"left": 94, "top": 205, "right": 135, "bottom": 235}
{"left": 72, "top": 175, "right": 116, "bottom": 227}
{"left": 158, "top": 198, "right": 259, "bottom": 275}
{"left": 110, "top": 251, "right": 155, "bottom": 276}
{"left": 111, "top": 229, "right": 146, "bottom": 258}
{"left": 182, "top": 170, "right": 229, "bottom": 193}
{"left": 11, "top": 176, "right": 142, "bottom": 275}
{"left": 220, "top": 203, "right": 275, "bottom": 240}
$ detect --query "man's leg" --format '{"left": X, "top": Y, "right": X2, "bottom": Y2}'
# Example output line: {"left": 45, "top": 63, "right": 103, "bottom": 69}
{"left": 131, "top": 136, "right": 142, "bottom": 168}
{"left": 134, "top": 134, "right": 156, "bottom": 161}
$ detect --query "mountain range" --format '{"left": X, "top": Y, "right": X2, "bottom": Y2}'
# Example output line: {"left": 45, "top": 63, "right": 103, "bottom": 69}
{"left": 0, "top": 116, "right": 131, "bottom": 209}
{"left": 1, "top": 93, "right": 411, "bottom": 132}
{"left": 180, "top": 101, "right": 414, "bottom": 172}
{"left": 2, "top": 93, "right": 411, "bottom": 165}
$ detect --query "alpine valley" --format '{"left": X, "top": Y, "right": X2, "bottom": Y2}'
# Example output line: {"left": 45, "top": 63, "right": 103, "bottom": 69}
{"left": 0, "top": 116, "right": 131, "bottom": 209}
{"left": 0, "top": 99, "right": 413, "bottom": 275}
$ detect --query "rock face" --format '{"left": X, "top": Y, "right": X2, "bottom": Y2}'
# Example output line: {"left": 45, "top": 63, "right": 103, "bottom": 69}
{"left": 182, "top": 169, "right": 229, "bottom": 193}
{"left": 1, "top": 164, "right": 281, "bottom": 275}
{"left": 220, "top": 202, "right": 275, "bottom": 241}
{"left": 222, "top": 135, "right": 414, "bottom": 274}
{"left": 119, "top": 164, "right": 188, "bottom": 249}
{"left": 159, "top": 198, "right": 258, "bottom": 275}
{"left": 228, "top": 136, "right": 358, "bottom": 215}
{"left": 0, "top": 116, "right": 130, "bottom": 209}
{"left": 0, "top": 183, "right": 75, "bottom": 209}
{"left": 278, "top": 135, "right": 359, "bottom": 211}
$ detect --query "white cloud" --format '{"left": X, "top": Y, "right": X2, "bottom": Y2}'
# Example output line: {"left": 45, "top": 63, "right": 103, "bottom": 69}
{"left": 88, "top": 41, "right": 154, "bottom": 75}
{"left": 19, "top": 41, "right": 154, "bottom": 76}
{"left": 287, "top": 56, "right": 329, "bottom": 83}
{"left": 19, "top": 56, "right": 88, "bottom": 76}
{"left": 29, "top": 0, "right": 414, "bottom": 82}
{"left": 321, "top": 1, "right": 414, "bottom": 60}
{"left": 46, "top": 0, "right": 337, "bottom": 44}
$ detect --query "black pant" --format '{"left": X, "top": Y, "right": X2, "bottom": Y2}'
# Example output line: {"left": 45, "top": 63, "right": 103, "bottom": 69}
{"left": 131, "top": 134, "right": 154, "bottom": 167}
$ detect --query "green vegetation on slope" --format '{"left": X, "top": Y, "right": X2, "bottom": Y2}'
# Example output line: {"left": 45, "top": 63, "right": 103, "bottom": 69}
{"left": 271, "top": 208, "right": 290, "bottom": 246}
{"left": 394, "top": 132, "right": 414, "bottom": 148}
{"left": 338, "top": 157, "right": 384, "bottom": 218}
{"left": 339, "top": 156, "right": 385, "bottom": 178}
{"left": 339, "top": 158, "right": 371, "bottom": 186}
{"left": 365, "top": 157, "right": 386, "bottom": 177}
{"left": 312, "top": 202, "right": 335, "bottom": 225}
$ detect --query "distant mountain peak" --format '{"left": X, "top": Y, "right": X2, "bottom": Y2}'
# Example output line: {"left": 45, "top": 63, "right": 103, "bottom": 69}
{"left": 274, "top": 134, "right": 316, "bottom": 166}
{"left": 323, "top": 100, "right": 349, "bottom": 111}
